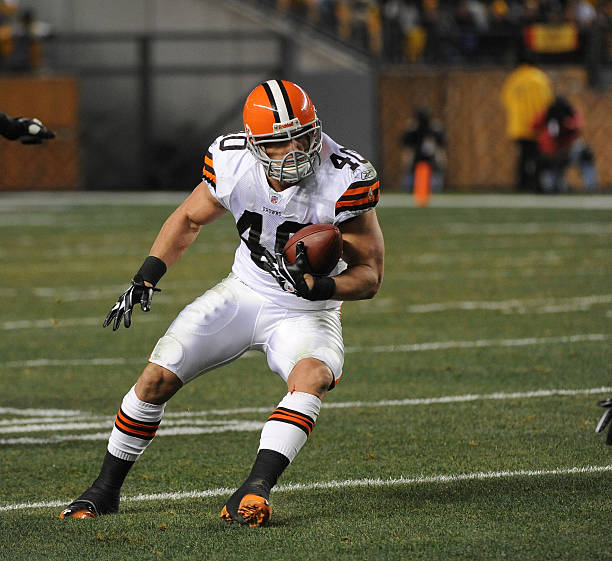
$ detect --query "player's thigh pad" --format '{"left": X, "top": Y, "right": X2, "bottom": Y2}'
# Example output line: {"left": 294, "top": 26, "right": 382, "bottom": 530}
{"left": 266, "top": 308, "right": 344, "bottom": 384}
{"left": 149, "top": 274, "right": 263, "bottom": 383}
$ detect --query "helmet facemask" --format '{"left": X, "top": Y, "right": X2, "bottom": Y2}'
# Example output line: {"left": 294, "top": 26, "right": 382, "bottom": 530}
{"left": 246, "top": 117, "right": 322, "bottom": 183}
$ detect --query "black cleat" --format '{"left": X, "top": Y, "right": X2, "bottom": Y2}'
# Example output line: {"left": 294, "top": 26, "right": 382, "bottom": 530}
{"left": 59, "top": 486, "right": 119, "bottom": 519}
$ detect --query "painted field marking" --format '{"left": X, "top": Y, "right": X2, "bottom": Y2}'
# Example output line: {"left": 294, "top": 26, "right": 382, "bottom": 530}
{"left": 0, "top": 423, "right": 264, "bottom": 446}
{"left": 1, "top": 464, "right": 610, "bottom": 513}
{"left": 1, "top": 386, "right": 609, "bottom": 444}
{"left": 4, "top": 333, "right": 609, "bottom": 369}
{"left": 5, "top": 294, "right": 612, "bottom": 331}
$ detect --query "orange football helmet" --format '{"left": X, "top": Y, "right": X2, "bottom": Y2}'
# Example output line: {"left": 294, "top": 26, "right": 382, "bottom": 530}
{"left": 243, "top": 79, "right": 322, "bottom": 183}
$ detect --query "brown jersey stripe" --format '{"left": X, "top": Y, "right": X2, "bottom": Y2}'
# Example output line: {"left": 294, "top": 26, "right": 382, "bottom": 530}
{"left": 202, "top": 169, "right": 216, "bottom": 183}
{"left": 338, "top": 186, "right": 378, "bottom": 202}
{"left": 335, "top": 188, "right": 379, "bottom": 214}
{"left": 335, "top": 200, "right": 378, "bottom": 215}
{"left": 337, "top": 192, "right": 378, "bottom": 207}
{"left": 268, "top": 413, "right": 312, "bottom": 436}
{"left": 203, "top": 157, "right": 214, "bottom": 175}
{"left": 202, "top": 170, "right": 216, "bottom": 190}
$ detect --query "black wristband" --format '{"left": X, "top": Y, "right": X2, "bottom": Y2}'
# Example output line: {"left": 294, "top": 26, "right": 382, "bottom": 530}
{"left": 305, "top": 276, "right": 336, "bottom": 301}
{"left": 134, "top": 256, "right": 167, "bottom": 286}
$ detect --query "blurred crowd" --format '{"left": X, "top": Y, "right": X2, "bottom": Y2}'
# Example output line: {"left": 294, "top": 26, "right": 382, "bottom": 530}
{"left": 0, "top": 1, "right": 50, "bottom": 72}
{"left": 271, "top": 0, "right": 612, "bottom": 62}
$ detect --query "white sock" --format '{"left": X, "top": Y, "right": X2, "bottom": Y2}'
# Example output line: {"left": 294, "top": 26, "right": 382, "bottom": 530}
{"left": 107, "top": 385, "right": 166, "bottom": 462}
{"left": 258, "top": 391, "right": 321, "bottom": 462}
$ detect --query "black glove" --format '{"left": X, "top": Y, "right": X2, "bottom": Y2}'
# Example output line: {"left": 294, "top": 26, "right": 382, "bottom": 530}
{"left": 103, "top": 281, "right": 161, "bottom": 331}
{"left": 17, "top": 118, "right": 56, "bottom": 144}
{"left": 595, "top": 398, "right": 612, "bottom": 445}
{"left": 263, "top": 241, "right": 335, "bottom": 301}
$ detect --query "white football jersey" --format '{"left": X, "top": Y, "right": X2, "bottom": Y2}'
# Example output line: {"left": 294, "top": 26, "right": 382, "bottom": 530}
{"left": 202, "top": 132, "right": 380, "bottom": 310}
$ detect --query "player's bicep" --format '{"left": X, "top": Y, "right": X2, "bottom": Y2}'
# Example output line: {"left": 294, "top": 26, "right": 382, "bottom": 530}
{"left": 339, "top": 209, "right": 384, "bottom": 274}
{"left": 181, "top": 181, "right": 227, "bottom": 227}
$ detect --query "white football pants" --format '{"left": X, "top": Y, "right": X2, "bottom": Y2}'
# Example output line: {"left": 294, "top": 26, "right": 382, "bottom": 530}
{"left": 149, "top": 273, "right": 344, "bottom": 386}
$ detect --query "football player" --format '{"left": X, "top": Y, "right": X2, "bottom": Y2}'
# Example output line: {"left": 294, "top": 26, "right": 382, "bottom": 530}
{"left": 596, "top": 398, "right": 612, "bottom": 445}
{"left": 60, "top": 79, "right": 384, "bottom": 527}
{"left": 0, "top": 111, "right": 55, "bottom": 144}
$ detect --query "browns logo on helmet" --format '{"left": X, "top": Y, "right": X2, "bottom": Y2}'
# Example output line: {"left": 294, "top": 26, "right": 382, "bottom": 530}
{"left": 243, "top": 79, "right": 322, "bottom": 183}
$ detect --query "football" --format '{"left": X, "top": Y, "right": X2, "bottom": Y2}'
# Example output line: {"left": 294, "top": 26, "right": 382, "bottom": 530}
{"left": 284, "top": 224, "right": 343, "bottom": 275}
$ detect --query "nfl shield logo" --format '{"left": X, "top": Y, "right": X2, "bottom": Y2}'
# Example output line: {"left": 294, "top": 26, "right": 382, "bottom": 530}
{"left": 270, "top": 194, "right": 279, "bottom": 204}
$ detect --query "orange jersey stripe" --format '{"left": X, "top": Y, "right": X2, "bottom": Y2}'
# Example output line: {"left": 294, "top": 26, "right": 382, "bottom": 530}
{"left": 336, "top": 192, "right": 378, "bottom": 210}
{"left": 202, "top": 169, "right": 216, "bottom": 183}
{"left": 343, "top": 184, "right": 375, "bottom": 197}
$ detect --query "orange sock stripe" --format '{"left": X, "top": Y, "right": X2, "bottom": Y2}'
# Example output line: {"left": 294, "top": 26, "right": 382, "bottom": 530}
{"left": 114, "top": 417, "right": 158, "bottom": 439}
{"left": 268, "top": 412, "right": 313, "bottom": 435}
{"left": 268, "top": 414, "right": 312, "bottom": 435}
{"left": 116, "top": 408, "right": 160, "bottom": 430}
{"left": 274, "top": 407, "right": 315, "bottom": 427}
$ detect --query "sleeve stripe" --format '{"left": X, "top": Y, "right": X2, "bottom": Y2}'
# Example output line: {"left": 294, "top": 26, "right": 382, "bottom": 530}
{"left": 338, "top": 185, "right": 376, "bottom": 201}
{"left": 335, "top": 200, "right": 378, "bottom": 215}
{"left": 335, "top": 182, "right": 379, "bottom": 215}
{"left": 202, "top": 152, "right": 217, "bottom": 190}
{"left": 202, "top": 169, "right": 216, "bottom": 183}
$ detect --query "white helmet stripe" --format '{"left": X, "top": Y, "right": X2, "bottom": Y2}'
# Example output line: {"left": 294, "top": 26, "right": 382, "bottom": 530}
{"left": 265, "top": 80, "right": 292, "bottom": 123}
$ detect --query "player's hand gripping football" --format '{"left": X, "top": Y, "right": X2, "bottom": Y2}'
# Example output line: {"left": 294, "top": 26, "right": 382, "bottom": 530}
{"left": 17, "top": 118, "right": 56, "bottom": 144}
{"left": 595, "top": 397, "right": 612, "bottom": 445}
{"left": 263, "top": 241, "right": 335, "bottom": 301}
{"left": 103, "top": 281, "right": 161, "bottom": 331}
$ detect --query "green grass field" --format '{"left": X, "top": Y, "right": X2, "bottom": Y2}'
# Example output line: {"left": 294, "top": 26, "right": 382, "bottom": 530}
{"left": 1, "top": 193, "right": 611, "bottom": 560}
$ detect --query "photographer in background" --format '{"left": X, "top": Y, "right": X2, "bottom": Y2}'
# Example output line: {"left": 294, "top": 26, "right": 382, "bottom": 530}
{"left": 532, "top": 95, "right": 598, "bottom": 193}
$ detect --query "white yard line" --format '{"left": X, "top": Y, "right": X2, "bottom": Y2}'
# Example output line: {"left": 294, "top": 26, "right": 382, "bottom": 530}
{"left": 0, "top": 422, "right": 264, "bottom": 446}
{"left": 1, "top": 464, "right": 610, "bottom": 513}
{"left": 5, "top": 294, "right": 611, "bottom": 330}
{"left": 4, "top": 333, "right": 608, "bottom": 369}
{"left": 1, "top": 387, "right": 609, "bottom": 440}
{"left": 354, "top": 333, "right": 609, "bottom": 353}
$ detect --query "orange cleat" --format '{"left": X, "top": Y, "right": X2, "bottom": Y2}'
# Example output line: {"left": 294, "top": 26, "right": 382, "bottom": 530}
{"left": 59, "top": 500, "right": 99, "bottom": 519}
{"left": 220, "top": 493, "right": 270, "bottom": 527}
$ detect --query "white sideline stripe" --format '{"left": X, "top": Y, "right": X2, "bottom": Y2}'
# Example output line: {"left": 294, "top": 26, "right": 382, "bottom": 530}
{"left": 1, "top": 464, "right": 610, "bottom": 513}
{"left": 4, "top": 333, "right": 608, "bottom": 369}
{"left": 2, "top": 192, "right": 612, "bottom": 209}
{"left": 0, "top": 422, "right": 264, "bottom": 445}
{"left": 5, "top": 294, "right": 612, "bottom": 330}
{"left": 1, "top": 387, "right": 609, "bottom": 439}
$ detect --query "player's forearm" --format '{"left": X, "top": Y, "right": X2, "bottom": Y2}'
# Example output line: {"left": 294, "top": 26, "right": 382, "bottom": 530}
{"left": 148, "top": 209, "right": 202, "bottom": 268}
{"left": 332, "top": 264, "right": 383, "bottom": 301}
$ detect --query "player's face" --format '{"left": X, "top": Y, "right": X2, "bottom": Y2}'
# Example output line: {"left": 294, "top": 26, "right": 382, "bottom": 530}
{"left": 263, "top": 135, "right": 310, "bottom": 161}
